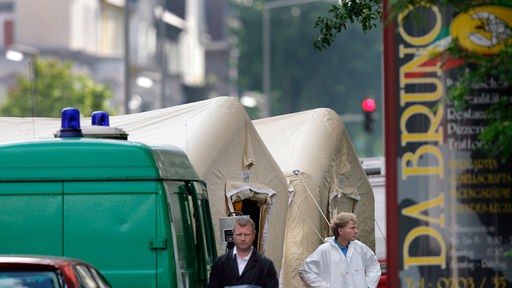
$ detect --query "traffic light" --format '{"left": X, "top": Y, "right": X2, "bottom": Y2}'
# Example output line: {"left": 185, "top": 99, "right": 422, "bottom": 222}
{"left": 361, "top": 98, "right": 376, "bottom": 132}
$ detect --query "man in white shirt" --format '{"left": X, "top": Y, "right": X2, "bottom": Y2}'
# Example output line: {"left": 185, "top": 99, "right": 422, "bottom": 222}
{"left": 208, "top": 217, "right": 278, "bottom": 288}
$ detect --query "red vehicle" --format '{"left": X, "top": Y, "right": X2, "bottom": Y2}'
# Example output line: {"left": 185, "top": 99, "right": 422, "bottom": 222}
{"left": 0, "top": 255, "right": 111, "bottom": 288}
{"left": 378, "top": 260, "right": 387, "bottom": 288}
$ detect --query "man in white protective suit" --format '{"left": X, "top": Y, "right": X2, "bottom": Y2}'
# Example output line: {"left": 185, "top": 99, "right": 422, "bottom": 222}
{"left": 299, "top": 212, "right": 381, "bottom": 288}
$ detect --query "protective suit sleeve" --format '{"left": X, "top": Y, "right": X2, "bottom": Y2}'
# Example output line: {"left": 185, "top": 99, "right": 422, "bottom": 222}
{"left": 298, "top": 248, "right": 329, "bottom": 288}
{"left": 364, "top": 246, "right": 381, "bottom": 288}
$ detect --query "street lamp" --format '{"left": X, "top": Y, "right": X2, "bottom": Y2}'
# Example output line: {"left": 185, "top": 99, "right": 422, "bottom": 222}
{"left": 240, "top": 95, "right": 258, "bottom": 108}
{"left": 5, "top": 50, "right": 24, "bottom": 62}
{"left": 4, "top": 44, "right": 40, "bottom": 120}
{"left": 262, "top": 0, "right": 335, "bottom": 118}
{"left": 240, "top": 91, "right": 268, "bottom": 118}
{"left": 123, "top": 0, "right": 139, "bottom": 114}
{"left": 4, "top": 44, "right": 39, "bottom": 62}
{"left": 4, "top": 44, "right": 39, "bottom": 81}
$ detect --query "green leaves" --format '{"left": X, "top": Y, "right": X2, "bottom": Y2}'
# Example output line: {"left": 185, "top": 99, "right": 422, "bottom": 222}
{"left": 313, "top": 0, "right": 381, "bottom": 51}
{"left": 0, "top": 58, "right": 114, "bottom": 117}
{"left": 314, "top": 0, "right": 512, "bottom": 161}
{"left": 443, "top": 39, "right": 512, "bottom": 161}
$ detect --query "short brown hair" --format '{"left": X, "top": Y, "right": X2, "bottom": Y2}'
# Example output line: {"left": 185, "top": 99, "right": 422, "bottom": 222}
{"left": 330, "top": 212, "right": 357, "bottom": 237}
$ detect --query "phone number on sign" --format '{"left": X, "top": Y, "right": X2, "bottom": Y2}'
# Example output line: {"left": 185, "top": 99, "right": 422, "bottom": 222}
{"left": 405, "top": 276, "right": 508, "bottom": 288}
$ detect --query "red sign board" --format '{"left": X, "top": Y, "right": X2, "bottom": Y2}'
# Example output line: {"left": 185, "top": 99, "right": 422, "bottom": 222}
{"left": 384, "top": 2, "right": 512, "bottom": 287}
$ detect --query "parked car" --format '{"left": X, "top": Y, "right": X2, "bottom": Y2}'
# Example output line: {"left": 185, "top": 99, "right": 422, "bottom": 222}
{"left": 0, "top": 255, "right": 111, "bottom": 288}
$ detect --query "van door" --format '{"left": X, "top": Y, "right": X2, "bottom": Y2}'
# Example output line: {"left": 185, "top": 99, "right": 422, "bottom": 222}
{"left": 63, "top": 181, "right": 158, "bottom": 288}
{"left": 166, "top": 180, "right": 217, "bottom": 287}
{"left": 0, "top": 182, "right": 63, "bottom": 255}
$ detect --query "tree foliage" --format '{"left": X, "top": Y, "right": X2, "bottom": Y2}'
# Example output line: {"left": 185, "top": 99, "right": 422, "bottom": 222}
{"left": 444, "top": 40, "right": 512, "bottom": 161}
{"left": 229, "top": 0, "right": 384, "bottom": 156}
{"left": 313, "top": 0, "right": 381, "bottom": 51}
{"left": 314, "top": 0, "right": 511, "bottom": 50}
{"left": 0, "top": 58, "right": 114, "bottom": 117}
{"left": 315, "top": 0, "right": 512, "bottom": 161}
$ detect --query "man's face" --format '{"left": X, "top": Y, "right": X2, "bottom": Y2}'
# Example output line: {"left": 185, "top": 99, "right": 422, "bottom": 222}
{"left": 338, "top": 220, "right": 358, "bottom": 242}
{"left": 233, "top": 224, "right": 255, "bottom": 252}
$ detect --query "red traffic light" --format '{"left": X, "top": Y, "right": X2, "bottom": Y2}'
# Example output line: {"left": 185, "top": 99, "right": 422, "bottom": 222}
{"left": 361, "top": 98, "right": 376, "bottom": 113}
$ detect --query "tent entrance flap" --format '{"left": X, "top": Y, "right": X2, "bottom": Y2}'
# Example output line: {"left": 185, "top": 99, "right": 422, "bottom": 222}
{"left": 225, "top": 182, "right": 276, "bottom": 253}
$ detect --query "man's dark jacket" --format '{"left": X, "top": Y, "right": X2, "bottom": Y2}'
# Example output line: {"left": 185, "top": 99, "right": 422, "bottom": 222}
{"left": 208, "top": 249, "right": 279, "bottom": 288}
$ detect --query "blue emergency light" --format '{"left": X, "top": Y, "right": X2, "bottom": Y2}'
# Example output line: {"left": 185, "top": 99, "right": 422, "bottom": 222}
{"left": 58, "top": 107, "right": 83, "bottom": 137}
{"left": 91, "top": 111, "right": 110, "bottom": 126}
{"left": 55, "top": 108, "right": 127, "bottom": 139}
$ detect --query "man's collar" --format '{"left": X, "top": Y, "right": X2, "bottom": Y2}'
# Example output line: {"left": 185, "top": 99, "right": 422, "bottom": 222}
{"left": 335, "top": 238, "right": 350, "bottom": 250}
{"left": 234, "top": 246, "right": 254, "bottom": 258}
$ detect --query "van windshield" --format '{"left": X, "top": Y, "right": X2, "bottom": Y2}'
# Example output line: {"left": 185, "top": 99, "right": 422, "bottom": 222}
{"left": 0, "top": 271, "right": 60, "bottom": 288}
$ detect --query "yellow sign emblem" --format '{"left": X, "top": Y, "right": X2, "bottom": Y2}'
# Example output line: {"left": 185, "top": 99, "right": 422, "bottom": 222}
{"left": 450, "top": 5, "right": 512, "bottom": 54}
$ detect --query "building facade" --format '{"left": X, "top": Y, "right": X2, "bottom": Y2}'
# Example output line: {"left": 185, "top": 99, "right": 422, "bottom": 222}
{"left": 0, "top": 0, "right": 231, "bottom": 115}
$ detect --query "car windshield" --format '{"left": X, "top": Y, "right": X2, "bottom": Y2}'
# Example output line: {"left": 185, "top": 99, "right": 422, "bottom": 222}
{"left": 0, "top": 271, "right": 60, "bottom": 288}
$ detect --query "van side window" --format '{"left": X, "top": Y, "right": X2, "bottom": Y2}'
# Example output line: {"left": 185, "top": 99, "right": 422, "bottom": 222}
{"left": 165, "top": 180, "right": 214, "bottom": 287}
{"left": 190, "top": 182, "right": 216, "bottom": 281}
{"left": 165, "top": 181, "right": 195, "bottom": 287}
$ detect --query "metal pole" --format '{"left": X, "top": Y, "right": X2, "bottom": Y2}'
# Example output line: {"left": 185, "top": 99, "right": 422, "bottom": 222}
{"left": 262, "top": 8, "right": 270, "bottom": 118}
{"left": 262, "top": 0, "right": 335, "bottom": 118}
{"left": 159, "top": 0, "right": 166, "bottom": 109}
{"left": 123, "top": 1, "right": 131, "bottom": 114}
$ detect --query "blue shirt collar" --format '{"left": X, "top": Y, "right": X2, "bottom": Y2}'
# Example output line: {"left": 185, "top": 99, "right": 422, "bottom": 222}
{"left": 334, "top": 239, "right": 350, "bottom": 256}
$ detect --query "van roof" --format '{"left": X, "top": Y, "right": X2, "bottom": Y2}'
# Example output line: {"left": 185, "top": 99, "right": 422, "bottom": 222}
{"left": 0, "top": 138, "right": 200, "bottom": 182}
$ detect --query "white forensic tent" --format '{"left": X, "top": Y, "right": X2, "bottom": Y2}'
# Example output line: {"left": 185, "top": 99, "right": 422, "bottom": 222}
{"left": 113, "top": 96, "right": 289, "bottom": 270}
{"left": 253, "top": 108, "right": 376, "bottom": 288}
{"left": 0, "top": 117, "right": 61, "bottom": 141}
{"left": 0, "top": 97, "right": 289, "bottom": 274}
